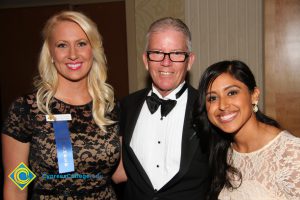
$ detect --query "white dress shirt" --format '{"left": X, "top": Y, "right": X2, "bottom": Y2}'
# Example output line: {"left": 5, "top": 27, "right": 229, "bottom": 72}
{"left": 130, "top": 82, "right": 187, "bottom": 190}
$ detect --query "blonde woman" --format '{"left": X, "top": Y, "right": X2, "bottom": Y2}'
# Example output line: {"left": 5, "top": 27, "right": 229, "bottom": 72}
{"left": 2, "top": 11, "right": 120, "bottom": 199}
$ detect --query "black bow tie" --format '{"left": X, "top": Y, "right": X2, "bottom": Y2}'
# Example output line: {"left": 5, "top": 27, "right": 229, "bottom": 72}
{"left": 146, "top": 93, "right": 177, "bottom": 119}
{"left": 145, "top": 83, "right": 188, "bottom": 120}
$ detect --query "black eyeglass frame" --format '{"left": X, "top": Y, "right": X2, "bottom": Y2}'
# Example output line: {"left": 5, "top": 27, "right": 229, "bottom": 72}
{"left": 146, "top": 51, "right": 190, "bottom": 62}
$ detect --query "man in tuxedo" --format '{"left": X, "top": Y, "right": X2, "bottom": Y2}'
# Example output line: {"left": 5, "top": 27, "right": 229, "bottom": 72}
{"left": 120, "top": 17, "right": 210, "bottom": 200}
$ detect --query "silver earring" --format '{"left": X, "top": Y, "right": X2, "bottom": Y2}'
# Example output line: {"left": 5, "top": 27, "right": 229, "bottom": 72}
{"left": 253, "top": 101, "right": 258, "bottom": 113}
{"left": 51, "top": 57, "right": 54, "bottom": 64}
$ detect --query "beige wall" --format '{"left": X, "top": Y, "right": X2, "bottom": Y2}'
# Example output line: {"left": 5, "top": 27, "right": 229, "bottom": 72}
{"left": 185, "top": 0, "right": 263, "bottom": 96}
{"left": 126, "top": 0, "right": 185, "bottom": 92}
{"left": 126, "top": 0, "right": 263, "bottom": 109}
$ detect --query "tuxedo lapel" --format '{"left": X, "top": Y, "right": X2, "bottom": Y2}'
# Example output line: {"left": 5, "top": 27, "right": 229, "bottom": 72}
{"left": 124, "top": 93, "right": 147, "bottom": 145}
{"left": 123, "top": 88, "right": 154, "bottom": 189}
{"left": 179, "top": 87, "right": 199, "bottom": 174}
{"left": 160, "top": 86, "right": 199, "bottom": 190}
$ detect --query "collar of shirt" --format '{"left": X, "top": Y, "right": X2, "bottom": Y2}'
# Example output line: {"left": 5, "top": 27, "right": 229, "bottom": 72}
{"left": 151, "top": 81, "right": 186, "bottom": 100}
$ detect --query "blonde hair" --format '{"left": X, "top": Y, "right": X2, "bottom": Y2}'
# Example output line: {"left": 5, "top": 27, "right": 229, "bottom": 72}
{"left": 34, "top": 11, "right": 115, "bottom": 132}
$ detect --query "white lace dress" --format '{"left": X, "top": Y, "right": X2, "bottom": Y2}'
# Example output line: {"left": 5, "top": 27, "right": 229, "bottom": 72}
{"left": 218, "top": 130, "right": 300, "bottom": 200}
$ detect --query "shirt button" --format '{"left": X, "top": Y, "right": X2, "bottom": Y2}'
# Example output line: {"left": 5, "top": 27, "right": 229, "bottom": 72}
{"left": 156, "top": 165, "right": 159, "bottom": 168}
{"left": 158, "top": 141, "right": 161, "bottom": 144}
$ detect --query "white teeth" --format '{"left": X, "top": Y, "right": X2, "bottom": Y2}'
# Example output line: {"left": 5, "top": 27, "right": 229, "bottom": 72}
{"left": 67, "top": 63, "right": 81, "bottom": 69}
{"left": 160, "top": 71, "right": 172, "bottom": 75}
{"left": 220, "top": 113, "right": 237, "bottom": 121}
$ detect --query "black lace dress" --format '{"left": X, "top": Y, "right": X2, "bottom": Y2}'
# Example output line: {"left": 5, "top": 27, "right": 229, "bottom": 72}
{"left": 2, "top": 93, "right": 120, "bottom": 200}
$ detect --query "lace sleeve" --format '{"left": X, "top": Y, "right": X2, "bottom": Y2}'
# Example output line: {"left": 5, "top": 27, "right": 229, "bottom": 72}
{"left": 1, "top": 96, "right": 32, "bottom": 143}
{"left": 278, "top": 133, "right": 300, "bottom": 199}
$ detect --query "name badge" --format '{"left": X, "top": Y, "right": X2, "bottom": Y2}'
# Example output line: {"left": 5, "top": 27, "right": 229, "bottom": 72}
{"left": 46, "top": 114, "right": 72, "bottom": 121}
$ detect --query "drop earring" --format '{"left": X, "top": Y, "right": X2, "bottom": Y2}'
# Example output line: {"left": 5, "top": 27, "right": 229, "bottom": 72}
{"left": 253, "top": 101, "right": 258, "bottom": 113}
{"left": 51, "top": 57, "right": 54, "bottom": 64}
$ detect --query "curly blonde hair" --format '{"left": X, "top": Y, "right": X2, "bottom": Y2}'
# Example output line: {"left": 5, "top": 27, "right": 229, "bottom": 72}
{"left": 34, "top": 10, "right": 115, "bottom": 132}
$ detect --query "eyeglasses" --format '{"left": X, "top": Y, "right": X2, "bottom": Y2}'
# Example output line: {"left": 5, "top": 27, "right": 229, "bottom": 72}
{"left": 146, "top": 51, "right": 190, "bottom": 62}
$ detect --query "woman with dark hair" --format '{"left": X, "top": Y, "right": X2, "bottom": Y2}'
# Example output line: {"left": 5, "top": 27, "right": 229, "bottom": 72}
{"left": 194, "top": 60, "right": 300, "bottom": 200}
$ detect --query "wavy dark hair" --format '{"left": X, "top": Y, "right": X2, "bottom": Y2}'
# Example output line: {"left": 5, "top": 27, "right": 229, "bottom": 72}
{"left": 193, "top": 60, "right": 280, "bottom": 200}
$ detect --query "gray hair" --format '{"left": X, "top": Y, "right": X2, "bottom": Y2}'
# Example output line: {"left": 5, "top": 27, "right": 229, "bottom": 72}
{"left": 145, "top": 17, "right": 192, "bottom": 51}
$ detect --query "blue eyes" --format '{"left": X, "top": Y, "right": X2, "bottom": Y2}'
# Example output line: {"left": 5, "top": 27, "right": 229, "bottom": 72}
{"left": 57, "top": 43, "right": 67, "bottom": 48}
{"left": 56, "top": 41, "right": 88, "bottom": 48}
{"left": 78, "top": 41, "right": 87, "bottom": 47}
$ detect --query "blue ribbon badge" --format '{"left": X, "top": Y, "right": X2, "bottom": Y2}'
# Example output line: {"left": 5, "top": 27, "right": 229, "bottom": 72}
{"left": 47, "top": 114, "right": 74, "bottom": 173}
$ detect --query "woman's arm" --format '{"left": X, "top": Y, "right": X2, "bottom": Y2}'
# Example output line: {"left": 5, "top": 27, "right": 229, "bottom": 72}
{"left": 112, "top": 137, "right": 127, "bottom": 184}
{"left": 2, "top": 134, "right": 30, "bottom": 200}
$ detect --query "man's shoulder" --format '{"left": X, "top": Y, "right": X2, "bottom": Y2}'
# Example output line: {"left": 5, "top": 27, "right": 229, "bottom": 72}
{"left": 187, "top": 84, "right": 197, "bottom": 92}
{"left": 187, "top": 84, "right": 198, "bottom": 97}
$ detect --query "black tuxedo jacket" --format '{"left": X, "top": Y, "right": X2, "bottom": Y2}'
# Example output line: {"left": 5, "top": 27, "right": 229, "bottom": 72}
{"left": 120, "top": 85, "right": 210, "bottom": 200}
